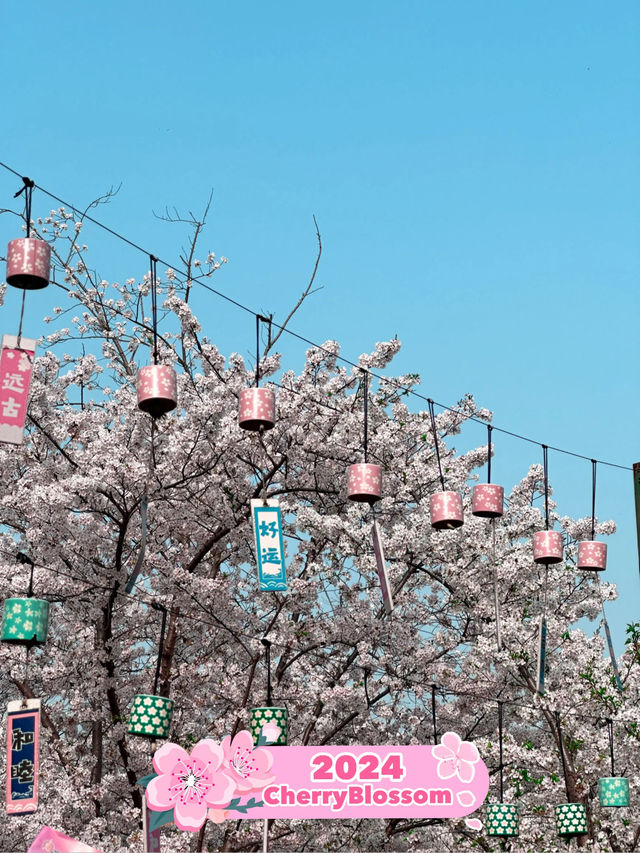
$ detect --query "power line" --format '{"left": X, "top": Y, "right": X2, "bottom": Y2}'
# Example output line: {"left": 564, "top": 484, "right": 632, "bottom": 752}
{"left": 0, "top": 160, "right": 632, "bottom": 473}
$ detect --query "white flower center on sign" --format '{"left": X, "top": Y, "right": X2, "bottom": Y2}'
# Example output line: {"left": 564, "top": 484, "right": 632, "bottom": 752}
{"left": 182, "top": 772, "right": 200, "bottom": 790}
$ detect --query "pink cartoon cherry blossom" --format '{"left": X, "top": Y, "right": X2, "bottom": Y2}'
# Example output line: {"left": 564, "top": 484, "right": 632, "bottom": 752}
{"left": 432, "top": 731, "right": 479, "bottom": 784}
{"left": 146, "top": 740, "right": 236, "bottom": 832}
{"left": 220, "top": 729, "right": 276, "bottom": 794}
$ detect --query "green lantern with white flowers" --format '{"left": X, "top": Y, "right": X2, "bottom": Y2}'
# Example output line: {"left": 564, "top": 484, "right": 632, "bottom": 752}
{"left": 127, "top": 604, "right": 174, "bottom": 739}
{"left": 1, "top": 597, "right": 49, "bottom": 645}
{"left": 250, "top": 638, "right": 288, "bottom": 746}
{"left": 555, "top": 802, "right": 588, "bottom": 836}
{"left": 486, "top": 803, "right": 519, "bottom": 837}
{"left": 598, "top": 777, "right": 630, "bottom": 807}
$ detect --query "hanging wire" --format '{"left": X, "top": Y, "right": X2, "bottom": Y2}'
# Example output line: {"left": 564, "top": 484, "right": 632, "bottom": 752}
{"left": 428, "top": 400, "right": 446, "bottom": 491}
{"left": 590, "top": 459, "right": 597, "bottom": 542}
{"left": 149, "top": 255, "right": 159, "bottom": 365}
{"left": 151, "top": 602, "right": 167, "bottom": 696}
{"left": 431, "top": 684, "right": 438, "bottom": 744}
{"left": 16, "top": 552, "right": 35, "bottom": 598}
{"left": 542, "top": 445, "right": 550, "bottom": 530}
{"left": 498, "top": 700, "right": 504, "bottom": 803}
{"left": 363, "top": 370, "right": 369, "bottom": 463}
{"left": 14, "top": 176, "right": 34, "bottom": 238}
{"left": 555, "top": 710, "right": 571, "bottom": 802}
{"left": 607, "top": 718, "right": 615, "bottom": 777}
{"left": 261, "top": 638, "right": 273, "bottom": 707}
{"left": 0, "top": 159, "right": 631, "bottom": 472}
{"left": 487, "top": 424, "right": 493, "bottom": 485}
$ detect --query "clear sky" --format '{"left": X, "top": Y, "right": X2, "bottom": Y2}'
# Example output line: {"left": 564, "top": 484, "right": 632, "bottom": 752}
{"left": 1, "top": 1, "right": 638, "bottom": 646}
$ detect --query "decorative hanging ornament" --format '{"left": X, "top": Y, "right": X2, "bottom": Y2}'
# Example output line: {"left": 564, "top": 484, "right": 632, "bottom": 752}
{"left": 598, "top": 719, "right": 630, "bottom": 807}
{"left": 239, "top": 315, "right": 275, "bottom": 431}
{"left": 472, "top": 426, "right": 504, "bottom": 518}
{"left": 128, "top": 605, "right": 174, "bottom": 739}
{"left": 533, "top": 446, "right": 563, "bottom": 564}
{"left": 554, "top": 711, "right": 589, "bottom": 837}
{"left": 578, "top": 460, "right": 607, "bottom": 571}
{"left": 347, "top": 370, "right": 381, "bottom": 503}
{"left": 1, "top": 555, "right": 49, "bottom": 646}
{"left": 251, "top": 498, "right": 287, "bottom": 592}
{"left": 250, "top": 639, "right": 288, "bottom": 747}
{"left": 6, "top": 179, "right": 50, "bottom": 291}
{"left": 6, "top": 697, "right": 41, "bottom": 815}
{"left": 485, "top": 702, "right": 519, "bottom": 837}
{"left": 0, "top": 335, "right": 37, "bottom": 446}
{"left": 136, "top": 256, "right": 177, "bottom": 418}
{"left": 427, "top": 400, "right": 463, "bottom": 530}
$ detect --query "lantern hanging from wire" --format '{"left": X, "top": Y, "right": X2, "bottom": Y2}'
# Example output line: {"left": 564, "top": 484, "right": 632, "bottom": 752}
{"left": 532, "top": 446, "right": 563, "bottom": 564}
{"left": 239, "top": 315, "right": 276, "bottom": 431}
{"left": 127, "top": 604, "right": 174, "bottom": 739}
{"left": 250, "top": 639, "right": 288, "bottom": 747}
{"left": 485, "top": 702, "right": 519, "bottom": 837}
{"left": 136, "top": 256, "right": 178, "bottom": 419}
{"left": 577, "top": 460, "right": 607, "bottom": 571}
{"left": 598, "top": 719, "right": 630, "bottom": 807}
{"left": 347, "top": 370, "right": 381, "bottom": 504}
{"left": 427, "top": 400, "right": 463, "bottom": 529}
{"left": 1, "top": 554, "right": 49, "bottom": 646}
{"left": 6, "top": 178, "right": 51, "bottom": 291}
{"left": 472, "top": 425, "right": 504, "bottom": 519}
{"left": 554, "top": 711, "right": 588, "bottom": 837}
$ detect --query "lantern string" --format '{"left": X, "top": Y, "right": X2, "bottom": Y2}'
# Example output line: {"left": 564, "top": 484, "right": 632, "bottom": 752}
{"left": 431, "top": 684, "right": 438, "bottom": 744}
{"left": 261, "top": 638, "right": 273, "bottom": 707}
{"left": 17, "top": 552, "right": 35, "bottom": 597}
{"left": 590, "top": 459, "right": 597, "bottom": 541}
{"left": 0, "top": 158, "right": 632, "bottom": 471}
{"left": 542, "top": 445, "right": 550, "bottom": 530}
{"left": 151, "top": 602, "right": 167, "bottom": 696}
{"left": 363, "top": 370, "right": 369, "bottom": 464}
{"left": 16, "top": 291, "right": 27, "bottom": 346}
{"left": 149, "top": 255, "right": 159, "bottom": 365}
{"left": 555, "top": 711, "right": 572, "bottom": 802}
{"left": 487, "top": 425, "right": 493, "bottom": 485}
{"left": 428, "top": 400, "right": 446, "bottom": 491}
{"left": 13, "top": 176, "right": 34, "bottom": 238}
{"left": 498, "top": 700, "right": 504, "bottom": 803}
{"left": 607, "top": 718, "right": 615, "bottom": 777}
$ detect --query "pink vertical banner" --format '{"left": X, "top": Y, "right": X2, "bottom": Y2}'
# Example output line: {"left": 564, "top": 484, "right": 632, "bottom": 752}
{"left": 0, "top": 334, "right": 37, "bottom": 445}
{"left": 6, "top": 698, "right": 40, "bottom": 815}
{"left": 372, "top": 521, "right": 394, "bottom": 615}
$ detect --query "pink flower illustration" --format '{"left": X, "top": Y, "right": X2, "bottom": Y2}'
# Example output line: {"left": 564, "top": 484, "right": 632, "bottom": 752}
{"left": 221, "top": 729, "right": 276, "bottom": 794}
{"left": 146, "top": 740, "right": 237, "bottom": 832}
{"left": 465, "top": 818, "right": 483, "bottom": 831}
{"left": 432, "top": 731, "right": 479, "bottom": 784}
{"left": 260, "top": 722, "right": 282, "bottom": 743}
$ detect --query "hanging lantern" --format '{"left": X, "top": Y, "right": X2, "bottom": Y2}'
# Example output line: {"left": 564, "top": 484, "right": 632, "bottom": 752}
{"left": 348, "top": 462, "right": 382, "bottom": 503}
{"left": 533, "top": 530, "right": 563, "bottom": 565}
{"left": 485, "top": 803, "right": 519, "bottom": 837}
{"left": 250, "top": 706, "right": 288, "bottom": 746}
{"left": 472, "top": 427, "right": 504, "bottom": 518}
{"left": 472, "top": 484, "right": 504, "bottom": 518}
{"left": 577, "top": 540, "right": 607, "bottom": 571}
{"left": 555, "top": 802, "right": 588, "bottom": 836}
{"left": 137, "top": 364, "right": 177, "bottom": 418}
{"left": 6, "top": 238, "right": 51, "bottom": 290}
{"left": 1, "top": 597, "right": 49, "bottom": 645}
{"left": 238, "top": 387, "right": 276, "bottom": 432}
{"left": 127, "top": 694, "right": 174, "bottom": 739}
{"left": 430, "top": 491, "right": 463, "bottom": 530}
{"left": 598, "top": 777, "right": 629, "bottom": 807}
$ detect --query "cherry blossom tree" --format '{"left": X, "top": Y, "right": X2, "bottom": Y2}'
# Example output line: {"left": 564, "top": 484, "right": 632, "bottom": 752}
{"left": 0, "top": 202, "right": 638, "bottom": 852}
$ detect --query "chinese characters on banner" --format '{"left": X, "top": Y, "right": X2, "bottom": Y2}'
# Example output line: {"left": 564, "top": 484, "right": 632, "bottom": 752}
{"left": 372, "top": 521, "right": 394, "bottom": 615}
{"left": 251, "top": 499, "right": 287, "bottom": 591}
{"left": 6, "top": 698, "right": 40, "bottom": 815}
{"left": 0, "top": 334, "right": 37, "bottom": 445}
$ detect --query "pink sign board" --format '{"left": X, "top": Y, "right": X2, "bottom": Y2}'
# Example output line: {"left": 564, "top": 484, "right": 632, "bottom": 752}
{"left": 242, "top": 736, "right": 488, "bottom": 819}
{"left": 0, "top": 334, "right": 36, "bottom": 445}
{"left": 28, "top": 825, "right": 103, "bottom": 852}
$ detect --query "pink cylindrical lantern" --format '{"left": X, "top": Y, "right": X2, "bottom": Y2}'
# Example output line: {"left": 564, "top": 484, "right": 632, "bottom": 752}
{"left": 577, "top": 540, "right": 607, "bottom": 572}
{"left": 238, "top": 387, "right": 276, "bottom": 431}
{"left": 137, "top": 365, "right": 177, "bottom": 418}
{"left": 6, "top": 238, "right": 51, "bottom": 290}
{"left": 472, "top": 484, "right": 504, "bottom": 518}
{"left": 430, "top": 491, "right": 464, "bottom": 530}
{"left": 533, "top": 530, "right": 563, "bottom": 565}
{"left": 347, "top": 463, "right": 382, "bottom": 503}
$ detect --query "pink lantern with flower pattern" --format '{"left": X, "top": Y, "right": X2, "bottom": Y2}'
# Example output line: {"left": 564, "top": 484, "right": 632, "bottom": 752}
{"left": 347, "top": 462, "right": 382, "bottom": 503}
{"left": 137, "top": 364, "right": 177, "bottom": 418}
{"left": 239, "top": 387, "right": 276, "bottom": 432}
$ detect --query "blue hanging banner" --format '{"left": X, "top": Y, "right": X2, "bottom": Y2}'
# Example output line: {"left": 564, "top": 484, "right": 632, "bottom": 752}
{"left": 6, "top": 698, "right": 40, "bottom": 815}
{"left": 251, "top": 499, "right": 287, "bottom": 592}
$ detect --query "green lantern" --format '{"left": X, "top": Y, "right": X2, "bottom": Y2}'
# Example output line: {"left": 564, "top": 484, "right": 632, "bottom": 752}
{"left": 555, "top": 802, "right": 588, "bottom": 837}
{"left": 598, "top": 777, "right": 630, "bottom": 807}
{"left": 485, "top": 803, "right": 519, "bottom": 837}
{"left": 250, "top": 706, "right": 288, "bottom": 746}
{"left": 1, "top": 597, "right": 49, "bottom": 645}
{"left": 127, "top": 694, "right": 174, "bottom": 739}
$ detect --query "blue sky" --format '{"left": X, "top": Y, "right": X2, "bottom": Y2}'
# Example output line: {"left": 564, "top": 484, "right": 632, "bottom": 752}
{"left": 1, "top": 1, "right": 638, "bottom": 645}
